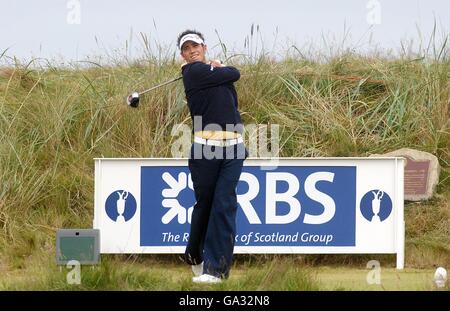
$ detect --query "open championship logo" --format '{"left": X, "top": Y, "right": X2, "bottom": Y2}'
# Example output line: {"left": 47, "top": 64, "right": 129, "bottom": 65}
{"left": 360, "top": 189, "right": 392, "bottom": 222}
{"left": 105, "top": 190, "right": 137, "bottom": 222}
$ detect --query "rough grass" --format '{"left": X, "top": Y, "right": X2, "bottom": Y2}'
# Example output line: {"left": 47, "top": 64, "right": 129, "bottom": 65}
{"left": 0, "top": 253, "right": 446, "bottom": 291}
{"left": 0, "top": 43, "right": 449, "bottom": 290}
{"left": 0, "top": 254, "right": 319, "bottom": 291}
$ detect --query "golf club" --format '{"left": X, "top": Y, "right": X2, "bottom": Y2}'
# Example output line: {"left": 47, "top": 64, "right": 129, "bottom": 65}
{"left": 126, "top": 76, "right": 183, "bottom": 108}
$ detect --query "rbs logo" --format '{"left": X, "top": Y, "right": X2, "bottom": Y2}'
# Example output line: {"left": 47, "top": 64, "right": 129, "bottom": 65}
{"left": 157, "top": 170, "right": 337, "bottom": 225}
{"left": 140, "top": 166, "right": 356, "bottom": 247}
{"left": 238, "top": 171, "right": 336, "bottom": 225}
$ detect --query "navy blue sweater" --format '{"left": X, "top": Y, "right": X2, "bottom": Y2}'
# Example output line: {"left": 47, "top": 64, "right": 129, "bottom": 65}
{"left": 181, "top": 61, "right": 243, "bottom": 134}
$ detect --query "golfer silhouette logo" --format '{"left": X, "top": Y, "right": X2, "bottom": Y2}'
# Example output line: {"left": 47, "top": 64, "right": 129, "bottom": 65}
{"left": 105, "top": 190, "right": 137, "bottom": 222}
{"left": 360, "top": 189, "right": 392, "bottom": 222}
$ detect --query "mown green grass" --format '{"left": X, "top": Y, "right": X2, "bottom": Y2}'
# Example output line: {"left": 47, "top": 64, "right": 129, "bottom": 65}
{"left": 0, "top": 38, "right": 449, "bottom": 290}
{"left": 314, "top": 267, "right": 444, "bottom": 291}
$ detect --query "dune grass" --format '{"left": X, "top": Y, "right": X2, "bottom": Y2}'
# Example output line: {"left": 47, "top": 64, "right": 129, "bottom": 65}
{"left": 0, "top": 35, "right": 449, "bottom": 290}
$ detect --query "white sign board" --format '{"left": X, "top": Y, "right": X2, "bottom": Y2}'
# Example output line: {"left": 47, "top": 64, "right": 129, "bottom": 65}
{"left": 93, "top": 158, "right": 405, "bottom": 269}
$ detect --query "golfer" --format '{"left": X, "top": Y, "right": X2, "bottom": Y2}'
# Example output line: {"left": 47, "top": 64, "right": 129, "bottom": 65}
{"left": 178, "top": 29, "right": 247, "bottom": 284}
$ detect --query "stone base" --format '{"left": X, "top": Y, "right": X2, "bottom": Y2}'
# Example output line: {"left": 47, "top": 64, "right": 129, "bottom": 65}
{"left": 370, "top": 148, "right": 440, "bottom": 201}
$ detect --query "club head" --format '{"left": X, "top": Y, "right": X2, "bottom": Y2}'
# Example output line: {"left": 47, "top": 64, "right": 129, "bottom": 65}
{"left": 126, "top": 92, "right": 140, "bottom": 108}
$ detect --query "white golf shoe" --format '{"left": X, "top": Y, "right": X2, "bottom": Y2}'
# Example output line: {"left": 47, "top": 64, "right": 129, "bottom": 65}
{"left": 192, "top": 274, "right": 222, "bottom": 284}
{"left": 191, "top": 262, "right": 203, "bottom": 277}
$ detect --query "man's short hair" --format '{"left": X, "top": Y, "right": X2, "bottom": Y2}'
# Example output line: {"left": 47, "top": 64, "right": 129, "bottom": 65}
{"left": 177, "top": 30, "right": 205, "bottom": 49}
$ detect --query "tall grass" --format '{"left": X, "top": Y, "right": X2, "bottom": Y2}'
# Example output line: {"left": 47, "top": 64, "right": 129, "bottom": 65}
{"left": 0, "top": 30, "right": 449, "bottom": 289}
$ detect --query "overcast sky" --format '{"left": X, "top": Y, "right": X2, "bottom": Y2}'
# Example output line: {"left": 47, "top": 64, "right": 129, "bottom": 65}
{"left": 0, "top": 0, "right": 449, "bottom": 63}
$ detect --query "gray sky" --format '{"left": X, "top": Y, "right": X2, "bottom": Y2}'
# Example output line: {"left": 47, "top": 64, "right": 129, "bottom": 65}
{"left": 0, "top": 0, "right": 449, "bottom": 63}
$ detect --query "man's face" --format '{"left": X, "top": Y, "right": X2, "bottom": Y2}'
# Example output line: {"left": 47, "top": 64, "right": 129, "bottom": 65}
{"left": 180, "top": 41, "right": 207, "bottom": 63}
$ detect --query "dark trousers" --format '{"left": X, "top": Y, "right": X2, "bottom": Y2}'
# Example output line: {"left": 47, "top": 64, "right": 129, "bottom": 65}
{"left": 185, "top": 142, "right": 247, "bottom": 278}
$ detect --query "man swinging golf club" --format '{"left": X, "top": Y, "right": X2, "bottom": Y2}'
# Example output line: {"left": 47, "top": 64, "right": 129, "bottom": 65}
{"left": 178, "top": 29, "right": 247, "bottom": 284}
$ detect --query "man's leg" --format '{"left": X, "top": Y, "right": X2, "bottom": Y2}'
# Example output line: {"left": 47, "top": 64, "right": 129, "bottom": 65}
{"left": 202, "top": 156, "right": 244, "bottom": 278}
{"left": 185, "top": 147, "right": 221, "bottom": 265}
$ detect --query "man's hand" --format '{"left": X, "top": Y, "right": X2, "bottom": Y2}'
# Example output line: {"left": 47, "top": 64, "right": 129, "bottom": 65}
{"left": 208, "top": 59, "right": 225, "bottom": 68}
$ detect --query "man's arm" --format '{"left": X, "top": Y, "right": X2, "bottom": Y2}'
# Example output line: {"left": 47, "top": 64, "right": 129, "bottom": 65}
{"left": 186, "top": 61, "right": 240, "bottom": 89}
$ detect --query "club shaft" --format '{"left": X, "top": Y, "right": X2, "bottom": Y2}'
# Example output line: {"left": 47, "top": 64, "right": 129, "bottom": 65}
{"left": 139, "top": 76, "right": 182, "bottom": 96}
